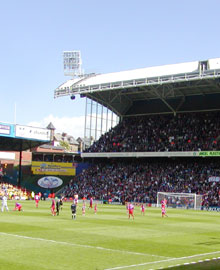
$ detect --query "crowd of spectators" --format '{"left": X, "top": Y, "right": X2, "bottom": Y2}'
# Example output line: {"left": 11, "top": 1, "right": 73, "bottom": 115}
{"left": 62, "top": 158, "right": 220, "bottom": 207}
{"left": 64, "top": 111, "right": 220, "bottom": 208}
{"left": 0, "top": 182, "right": 30, "bottom": 200}
{"left": 85, "top": 111, "right": 220, "bottom": 152}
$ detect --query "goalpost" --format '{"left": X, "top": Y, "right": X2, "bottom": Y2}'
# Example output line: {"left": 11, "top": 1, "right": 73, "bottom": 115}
{"left": 157, "top": 192, "right": 203, "bottom": 210}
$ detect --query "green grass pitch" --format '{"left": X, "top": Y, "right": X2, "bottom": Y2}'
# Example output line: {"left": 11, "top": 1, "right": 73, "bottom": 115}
{"left": 0, "top": 200, "right": 220, "bottom": 270}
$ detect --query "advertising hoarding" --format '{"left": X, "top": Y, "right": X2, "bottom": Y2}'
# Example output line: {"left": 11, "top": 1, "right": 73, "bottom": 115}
{"left": 37, "top": 176, "right": 63, "bottom": 188}
{"left": 0, "top": 123, "right": 15, "bottom": 137}
{"left": 199, "top": 151, "right": 220, "bottom": 157}
{"left": 15, "top": 125, "right": 51, "bottom": 141}
{"left": 32, "top": 161, "right": 76, "bottom": 176}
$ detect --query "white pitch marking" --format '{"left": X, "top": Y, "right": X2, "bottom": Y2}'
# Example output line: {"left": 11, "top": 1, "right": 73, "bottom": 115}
{"left": 104, "top": 250, "right": 220, "bottom": 270}
{"left": 0, "top": 232, "right": 169, "bottom": 259}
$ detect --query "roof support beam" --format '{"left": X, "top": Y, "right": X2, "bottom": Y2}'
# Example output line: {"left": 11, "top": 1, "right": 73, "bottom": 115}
{"left": 153, "top": 88, "right": 176, "bottom": 114}
{"left": 176, "top": 96, "right": 185, "bottom": 112}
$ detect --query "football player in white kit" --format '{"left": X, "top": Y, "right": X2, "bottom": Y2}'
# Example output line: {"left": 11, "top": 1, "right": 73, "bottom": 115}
{"left": 1, "top": 194, "right": 9, "bottom": 212}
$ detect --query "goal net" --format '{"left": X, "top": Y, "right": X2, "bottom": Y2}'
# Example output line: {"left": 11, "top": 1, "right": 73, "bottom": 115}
{"left": 157, "top": 192, "right": 203, "bottom": 210}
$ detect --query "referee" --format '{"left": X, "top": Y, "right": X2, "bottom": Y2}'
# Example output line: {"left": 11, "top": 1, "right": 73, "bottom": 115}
{"left": 71, "top": 202, "right": 77, "bottom": 219}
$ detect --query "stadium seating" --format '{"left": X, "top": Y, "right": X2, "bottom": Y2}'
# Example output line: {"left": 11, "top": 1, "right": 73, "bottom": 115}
{"left": 85, "top": 111, "right": 220, "bottom": 152}
{"left": 62, "top": 110, "right": 220, "bottom": 208}
{"left": 0, "top": 182, "right": 30, "bottom": 200}
{"left": 62, "top": 158, "right": 220, "bottom": 207}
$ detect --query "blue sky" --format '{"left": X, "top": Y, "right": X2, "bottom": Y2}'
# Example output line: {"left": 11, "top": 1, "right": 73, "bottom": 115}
{"left": 1, "top": 0, "right": 220, "bottom": 138}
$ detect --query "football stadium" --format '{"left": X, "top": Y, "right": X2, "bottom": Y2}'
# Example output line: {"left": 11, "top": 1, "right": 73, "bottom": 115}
{"left": 1, "top": 57, "right": 220, "bottom": 270}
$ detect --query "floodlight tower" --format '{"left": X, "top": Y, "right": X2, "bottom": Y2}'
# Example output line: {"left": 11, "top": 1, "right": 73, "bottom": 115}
{"left": 63, "top": 51, "right": 82, "bottom": 77}
{"left": 61, "top": 50, "right": 118, "bottom": 149}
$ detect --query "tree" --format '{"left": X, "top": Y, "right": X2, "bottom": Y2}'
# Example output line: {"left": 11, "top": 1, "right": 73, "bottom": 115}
{"left": 59, "top": 140, "right": 70, "bottom": 151}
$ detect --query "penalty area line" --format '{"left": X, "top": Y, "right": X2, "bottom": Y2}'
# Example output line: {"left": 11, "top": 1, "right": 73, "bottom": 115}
{"left": 104, "top": 250, "right": 220, "bottom": 270}
{"left": 0, "top": 232, "right": 169, "bottom": 259}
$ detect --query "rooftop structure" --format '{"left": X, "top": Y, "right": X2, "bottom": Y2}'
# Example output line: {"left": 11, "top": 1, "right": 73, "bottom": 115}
{"left": 55, "top": 57, "right": 220, "bottom": 117}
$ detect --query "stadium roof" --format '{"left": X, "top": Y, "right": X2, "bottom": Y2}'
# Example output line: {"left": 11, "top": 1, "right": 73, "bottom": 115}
{"left": 0, "top": 123, "right": 52, "bottom": 152}
{"left": 0, "top": 136, "right": 51, "bottom": 152}
{"left": 55, "top": 57, "right": 220, "bottom": 116}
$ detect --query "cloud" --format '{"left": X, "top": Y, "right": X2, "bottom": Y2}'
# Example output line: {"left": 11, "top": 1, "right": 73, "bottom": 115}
{"left": 27, "top": 114, "right": 85, "bottom": 139}
{"left": 27, "top": 113, "right": 119, "bottom": 140}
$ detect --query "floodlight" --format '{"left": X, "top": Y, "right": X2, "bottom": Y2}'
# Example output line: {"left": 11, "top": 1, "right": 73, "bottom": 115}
{"left": 63, "top": 51, "right": 82, "bottom": 77}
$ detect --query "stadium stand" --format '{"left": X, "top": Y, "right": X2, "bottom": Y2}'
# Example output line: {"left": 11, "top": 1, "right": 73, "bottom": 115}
{"left": 62, "top": 157, "right": 220, "bottom": 207}
{"left": 0, "top": 182, "right": 31, "bottom": 200}
{"left": 56, "top": 57, "right": 220, "bottom": 209}
{"left": 85, "top": 111, "right": 220, "bottom": 153}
